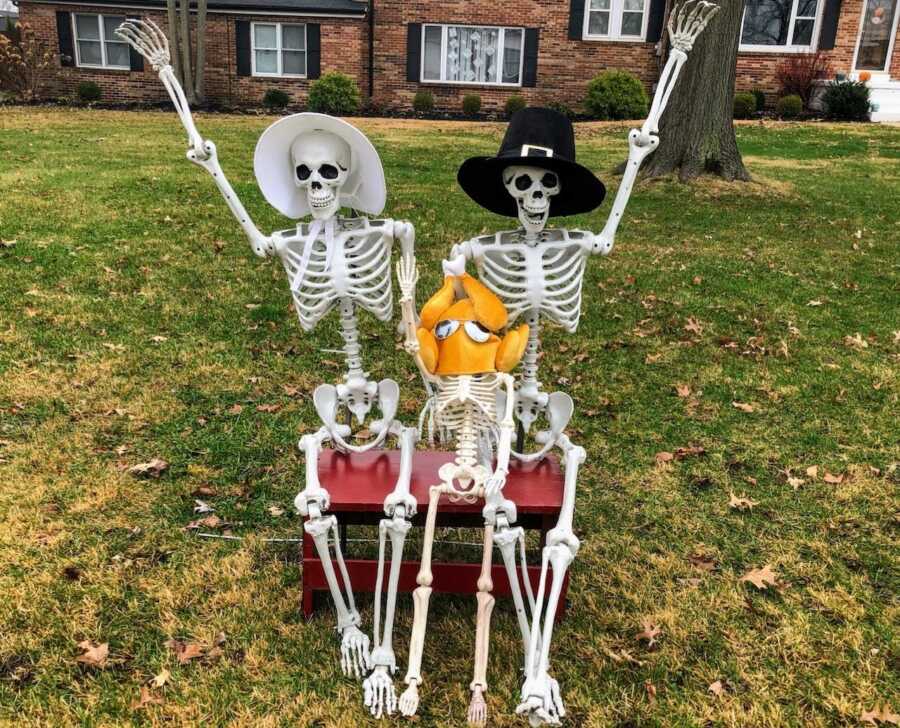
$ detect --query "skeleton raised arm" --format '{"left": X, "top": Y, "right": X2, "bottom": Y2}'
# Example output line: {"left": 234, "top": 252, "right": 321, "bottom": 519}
{"left": 116, "top": 19, "right": 272, "bottom": 258}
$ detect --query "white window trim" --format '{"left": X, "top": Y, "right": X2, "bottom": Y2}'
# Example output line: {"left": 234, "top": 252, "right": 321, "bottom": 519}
{"left": 72, "top": 13, "right": 130, "bottom": 70}
{"left": 738, "top": 0, "right": 825, "bottom": 53}
{"left": 250, "top": 21, "right": 308, "bottom": 78}
{"left": 851, "top": 0, "right": 900, "bottom": 72}
{"left": 582, "top": 0, "right": 650, "bottom": 42}
{"left": 419, "top": 23, "right": 526, "bottom": 87}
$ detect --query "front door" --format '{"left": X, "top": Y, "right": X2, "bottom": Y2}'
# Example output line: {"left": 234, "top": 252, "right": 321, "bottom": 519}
{"left": 854, "top": 0, "right": 899, "bottom": 72}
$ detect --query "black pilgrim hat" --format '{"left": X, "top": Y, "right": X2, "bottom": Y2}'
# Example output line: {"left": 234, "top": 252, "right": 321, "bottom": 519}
{"left": 457, "top": 107, "right": 606, "bottom": 218}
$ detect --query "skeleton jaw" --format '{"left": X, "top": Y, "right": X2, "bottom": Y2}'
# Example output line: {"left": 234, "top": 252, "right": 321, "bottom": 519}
{"left": 308, "top": 188, "right": 339, "bottom": 220}
{"left": 517, "top": 198, "right": 549, "bottom": 237}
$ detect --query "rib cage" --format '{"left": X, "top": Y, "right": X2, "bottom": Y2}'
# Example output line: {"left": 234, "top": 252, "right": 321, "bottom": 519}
{"left": 434, "top": 374, "right": 502, "bottom": 466}
{"left": 277, "top": 218, "right": 393, "bottom": 332}
{"left": 469, "top": 229, "right": 590, "bottom": 333}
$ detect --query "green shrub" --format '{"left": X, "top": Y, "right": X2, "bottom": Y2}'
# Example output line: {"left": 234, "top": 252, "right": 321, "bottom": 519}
{"left": 546, "top": 100, "right": 574, "bottom": 119}
{"left": 77, "top": 81, "right": 101, "bottom": 103}
{"left": 504, "top": 94, "right": 527, "bottom": 118}
{"left": 307, "top": 72, "right": 360, "bottom": 115}
{"left": 751, "top": 88, "right": 766, "bottom": 111}
{"left": 584, "top": 70, "right": 648, "bottom": 120}
{"left": 822, "top": 80, "right": 870, "bottom": 121}
{"left": 412, "top": 90, "right": 434, "bottom": 113}
{"left": 775, "top": 94, "right": 803, "bottom": 119}
{"left": 733, "top": 92, "right": 757, "bottom": 119}
{"left": 462, "top": 93, "right": 481, "bottom": 116}
{"left": 263, "top": 88, "right": 290, "bottom": 109}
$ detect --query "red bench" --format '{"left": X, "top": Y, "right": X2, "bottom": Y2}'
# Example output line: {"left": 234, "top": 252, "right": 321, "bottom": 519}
{"left": 302, "top": 449, "right": 569, "bottom": 620}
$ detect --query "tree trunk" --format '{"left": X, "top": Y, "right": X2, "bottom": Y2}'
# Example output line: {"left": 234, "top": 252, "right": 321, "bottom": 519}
{"left": 194, "top": 0, "right": 207, "bottom": 103}
{"left": 178, "top": 0, "right": 195, "bottom": 104}
{"left": 641, "top": 0, "right": 751, "bottom": 181}
{"left": 165, "top": 0, "right": 181, "bottom": 86}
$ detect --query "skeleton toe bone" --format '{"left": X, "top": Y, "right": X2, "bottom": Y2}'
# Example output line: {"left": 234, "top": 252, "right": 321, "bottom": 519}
{"left": 363, "top": 663, "right": 397, "bottom": 718}
{"left": 398, "top": 682, "right": 420, "bottom": 716}
{"left": 517, "top": 674, "right": 565, "bottom": 726}
{"left": 340, "top": 624, "right": 371, "bottom": 679}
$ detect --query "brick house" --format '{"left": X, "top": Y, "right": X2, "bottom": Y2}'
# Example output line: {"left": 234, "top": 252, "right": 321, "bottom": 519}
{"left": 15, "top": 0, "right": 900, "bottom": 119}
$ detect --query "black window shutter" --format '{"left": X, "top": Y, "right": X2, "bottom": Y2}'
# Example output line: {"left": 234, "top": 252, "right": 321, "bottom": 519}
{"left": 818, "top": 0, "right": 842, "bottom": 50}
{"left": 307, "top": 23, "right": 321, "bottom": 78}
{"left": 523, "top": 28, "right": 539, "bottom": 87}
{"left": 127, "top": 17, "right": 144, "bottom": 71}
{"left": 56, "top": 11, "right": 75, "bottom": 67}
{"left": 568, "top": 0, "right": 586, "bottom": 39}
{"left": 646, "top": 0, "right": 667, "bottom": 41}
{"left": 406, "top": 23, "right": 422, "bottom": 82}
{"left": 236, "top": 19, "right": 251, "bottom": 76}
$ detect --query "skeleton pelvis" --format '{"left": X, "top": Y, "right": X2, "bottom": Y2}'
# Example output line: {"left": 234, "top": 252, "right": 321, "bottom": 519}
{"left": 438, "top": 461, "right": 489, "bottom": 502}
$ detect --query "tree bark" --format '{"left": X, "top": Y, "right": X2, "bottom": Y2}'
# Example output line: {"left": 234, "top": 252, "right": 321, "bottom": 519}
{"left": 641, "top": 0, "right": 751, "bottom": 181}
{"left": 165, "top": 0, "right": 181, "bottom": 84}
{"left": 194, "top": 0, "right": 207, "bottom": 103}
{"left": 178, "top": 0, "right": 195, "bottom": 104}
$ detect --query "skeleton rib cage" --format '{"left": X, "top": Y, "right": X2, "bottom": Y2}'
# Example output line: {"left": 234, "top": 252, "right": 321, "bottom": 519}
{"left": 277, "top": 218, "right": 394, "bottom": 332}
{"left": 466, "top": 229, "right": 591, "bottom": 334}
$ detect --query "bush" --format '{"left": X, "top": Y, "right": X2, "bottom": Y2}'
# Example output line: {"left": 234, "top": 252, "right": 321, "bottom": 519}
{"left": 412, "top": 90, "right": 434, "bottom": 113}
{"left": 307, "top": 72, "right": 360, "bottom": 115}
{"left": 733, "top": 92, "right": 757, "bottom": 119}
{"left": 462, "top": 93, "right": 481, "bottom": 116}
{"left": 263, "top": 88, "right": 290, "bottom": 109}
{"left": 776, "top": 51, "right": 830, "bottom": 107}
{"left": 0, "top": 23, "right": 55, "bottom": 100}
{"left": 751, "top": 88, "right": 766, "bottom": 111}
{"left": 822, "top": 80, "right": 870, "bottom": 121}
{"left": 775, "top": 94, "right": 803, "bottom": 119}
{"left": 546, "top": 100, "right": 574, "bottom": 119}
{"left": 584, "top": 70, "right": 648, "bottom": 120}
{"left": 77, "top": 80, "right": 102, "bottom": 103}
{"left": 504, "top": 94, "right": 527, "bottom": 118}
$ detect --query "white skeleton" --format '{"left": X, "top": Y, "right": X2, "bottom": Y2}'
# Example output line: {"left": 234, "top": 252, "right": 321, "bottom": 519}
{"left": 117, "top": 19, "right": 422, "bottom": 692}
{"left": 443, "top": 2, "right": 720, "bottom": 724}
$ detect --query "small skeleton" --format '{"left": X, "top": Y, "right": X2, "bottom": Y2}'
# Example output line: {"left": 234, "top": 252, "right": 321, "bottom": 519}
{"left": 394, "top": 258, "right": 531, "bottom": 726}
{"left": 444, "top": 2, "right": 720, "bottom": 724}
{"left": 117, "top": 19, "right": 422, "bottom": 686}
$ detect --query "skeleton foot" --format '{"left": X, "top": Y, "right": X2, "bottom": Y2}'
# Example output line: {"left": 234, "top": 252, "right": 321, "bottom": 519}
{"left": 340, "top": 625, "right": 371, "bottom": 679}
{"left": 467, "top": 685, "right": 489, "bottom": 727}
{"left": 398, "top": 682, "right": 420, "bottom": 717}
{"left": 363, "top": 665, "right": 397, "bottom": 718}
{"left": 517, "top": 674, "right": 565, "bottom": 727}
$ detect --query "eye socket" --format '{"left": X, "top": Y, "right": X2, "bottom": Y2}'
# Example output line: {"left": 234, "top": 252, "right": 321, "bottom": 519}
{"left": 434, "top": 320, "right": 460, "bottom": 340}
{"left": 514, "top": 174, "right": 533, "bottom": 191}
{"left": 320, "top": 164, "right": 339, "bottom": 180}
{"left": 541, "top": 172, "right": 558, "bottom": 188}
{"left": 296, "top": 164, "right": 311, "bottom": 181}
{"left": 464, "top": 321, "right": 491, "bottom": 343}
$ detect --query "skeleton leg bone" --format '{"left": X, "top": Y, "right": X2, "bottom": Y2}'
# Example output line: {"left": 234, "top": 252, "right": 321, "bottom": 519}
{"left": 467, "top": 521, "right": 496, "bottom": 727}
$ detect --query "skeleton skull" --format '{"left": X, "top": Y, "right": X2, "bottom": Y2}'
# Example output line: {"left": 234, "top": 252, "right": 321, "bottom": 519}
{"left": 503, "top": 165, "right": 561, "bottom": 236}
{"left": 291, "top": 131, "right": 351, "bottom": 220}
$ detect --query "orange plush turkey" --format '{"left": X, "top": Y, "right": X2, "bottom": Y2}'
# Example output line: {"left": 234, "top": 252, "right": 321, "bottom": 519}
{"left": 416, "top": 274, "right": 529, "bottom": 376}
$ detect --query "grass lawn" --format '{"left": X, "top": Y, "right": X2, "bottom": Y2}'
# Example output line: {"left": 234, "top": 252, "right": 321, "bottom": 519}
{"left": 0, "top": 107, "right": 897, "bottom": 727}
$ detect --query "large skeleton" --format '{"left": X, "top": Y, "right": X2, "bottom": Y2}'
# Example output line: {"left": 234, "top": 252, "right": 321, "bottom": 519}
{"left": 442, "top": 3, "right": 720, "bottom": 724}
{"left": 117, "top": 19, "right": 422, "bottom": 694}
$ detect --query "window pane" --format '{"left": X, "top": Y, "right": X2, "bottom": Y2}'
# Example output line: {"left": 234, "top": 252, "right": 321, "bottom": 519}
{"left": 621, "top": 11, "right": 644, "bottom": 35}
{"left": 791, "top": 18, "right": 814, "bottom": 44}
{"left": 624, "top": 0, "right": 645, "bottom": 10}
{"left": 282, "top": 25, "right": 305, "bottom": 50}
{"left": 254, "top": 24, "right": 277, "bottom": 49}
{"left": 856, "top": 0, "right": 898, "bottom": 69}
{"left": 740, "top": 0, "right": 791, "bottom": 45}
{"left": 283, "top": 50, "right": 306, "bottom": 75}
{"left": 255, "top": 49, "right": 277, "bottom": 73}
{"left": 446, "top": 26, "right": 500, "bottom": 84}
{"left": 590, "top": 0, "right": 611, "bottom": 8}
{"left": 106, "top": 41, "right": 129, "bottom": 66}
{"left": 502, "top": 28, "right": 522, "bottom": 84}
{"left": 588, "top": 10, "right": 610, "bottom": 34}
{"left": 75, "top": 15, "right": 100, "bottom": 40}
{"left": 103, "top": 15, "right": 125, "bottom": 39}
{"left": 796, "top": 0, "right": 817, "bottom": 16}
{"left": 423, "top": 26, "right": 442, "bottom": 80}
{"left": 78, "top": 40, "right": 102, "bottom": 64}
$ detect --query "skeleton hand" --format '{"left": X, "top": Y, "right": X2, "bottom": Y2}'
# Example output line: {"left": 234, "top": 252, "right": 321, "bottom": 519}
{"left": 116, "top": 19, "right": 170, "bottom": 71}
{"left": 395, "top": 256, "right": 419, "bottom": 303}
{"left": 484, "top": 469, "right": 507, "bottom": 499}
{"left": 668, "top": 0, "right": 720, "bottom": 53}
{"left": 441, "top": 253, "right": 467, "bottom": 278}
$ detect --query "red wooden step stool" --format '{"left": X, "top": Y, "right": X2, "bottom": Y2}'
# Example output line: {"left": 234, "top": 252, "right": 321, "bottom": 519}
{"left": 302, "top": 448, "right": 569, "bottom": 620}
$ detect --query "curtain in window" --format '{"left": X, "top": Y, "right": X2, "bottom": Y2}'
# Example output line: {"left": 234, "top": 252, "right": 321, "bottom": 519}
{"left": 856, "top": 0, "right": 897, "bottom": 69}
{"left": 446, "top": 26, "right": 500, "bottom": 84}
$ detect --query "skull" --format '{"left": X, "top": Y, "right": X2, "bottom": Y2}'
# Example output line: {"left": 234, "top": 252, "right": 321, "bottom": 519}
{"left": 503, "top": 165, "right": 561, "bottom": 236}
{"left": 291, "top": 131, "right": 351, "bottom": 220}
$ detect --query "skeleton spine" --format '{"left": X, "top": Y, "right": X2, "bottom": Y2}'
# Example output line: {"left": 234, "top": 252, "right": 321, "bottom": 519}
{"left": 455, "top": 404, "right": 478, "bottom": 468}
{"left": 337, "top": 298, "right": 364, "bottom": 380}
{"left": 521, "top": 310, "right": 542, "bottom": 388}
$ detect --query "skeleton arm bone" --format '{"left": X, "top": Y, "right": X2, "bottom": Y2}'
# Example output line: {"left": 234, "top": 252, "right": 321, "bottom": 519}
{"left": 396, "top": 256, "right": 440, "bottom": 386}
{"left": 116, "top": 20, "right": 272, "bottom": 258}
{"left": 485, "top": 374, "right": 516, "bottom": 498}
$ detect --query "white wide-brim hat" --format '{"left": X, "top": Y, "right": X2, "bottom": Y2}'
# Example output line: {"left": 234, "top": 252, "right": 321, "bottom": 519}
{"left": 254, "top": 113, "right": 386, "bottom": 219}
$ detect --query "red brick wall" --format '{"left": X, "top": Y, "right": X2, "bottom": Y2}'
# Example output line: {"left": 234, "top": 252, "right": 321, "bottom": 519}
{"left": 17, "top": 1, "right": 367, "bottom": 105}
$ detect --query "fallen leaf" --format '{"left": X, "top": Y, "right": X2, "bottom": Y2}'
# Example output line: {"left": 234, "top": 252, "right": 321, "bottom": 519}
{"left": 282, "top": 385, "right": 302, "bottom": 397}
{"left": 128, "top": 458, "right": 168, "bottom": 478}
{"left": 708, "top": 680, "right": 725, "bottom": 697}
{"left": 183, "top": 515, "right": 223, "bottom": 530}
{"left": 844, "top": 333, "right": 868, "bottom": 349}
{"left": 268, "top": 505, "right": 285, "bottom": 517}
{"left": 740, "top": 564, "right": 778, "bottom": 590}
{"left": 806, "top": 465, "right": 819, "bottom": 479}
{"left": 674, "top": 445, "right": 705, "bottom": 460}
{"left": 645, "top": 353, "right": 663, "bottom": 364}
{"left": 131, "top": 685, "right": 164, "bottom": 709}
{"left": 731, "top": 401, "right": 755, "bottom": 413}
{"left": 787, "top": 477, "right": 805, "bottom": 490}
{"left": 192, "top": 485, "right": 217, "bottom": 497}
{"left": 692, "top": 275, "right": 702, "bottom": 285}
{"left": 151, "top": 668, "right": 171, "bottom": 687}
{"left": 0, "top": 239, "right": 16, "bottom": 248}
{"left": 687, "top": 553, "right": 717, "bottom": 572}
{"left": 729, "top": 492, "right": 759, "bottom": 511}
{"left": 75, "top": 641, "right": 109, "bottom": 668}
{"left": 635, "top": 619, "right": 661, "bottom": 647}
{"left": 149, "top": 335, "right": 168, "bottom": 344}
{"left": 227, "top": 404, "right": 244, "bottom": 415}
{"left": 807, "top": 299, "right": 824, "bottom": 306}
{"left": 165, "top": 639, "right": 204, "bottom": 665}
{"left": 644, "top": 680, "right": 657, "bottom": 703}
{"left": 675, "top": 383, "right": 692, "bottom": 398}
{"left": 655, "top": 451, "right": 674, "bottom": 464}
{"left": 256, "top": 403, "right": 282, "bottom": 413}
{"left": 824, "top": 471, "right": 844, "bottom": 484}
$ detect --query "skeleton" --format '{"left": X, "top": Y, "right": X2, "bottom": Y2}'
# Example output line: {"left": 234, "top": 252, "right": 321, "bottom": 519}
{"left": 442, "top": 3, "right": 721, "bottom": 724}
{"left": 117, "top": 19, "right": 422, "bottom": 691}
{"left": 394, "top": 259, "right": 531, "bottom": 726}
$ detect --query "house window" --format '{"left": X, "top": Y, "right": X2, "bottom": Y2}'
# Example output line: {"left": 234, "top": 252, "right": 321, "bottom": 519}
{"left": 583, "top": 0, "right": 649, "bottom": 40}
{"left": 740, "top": 0, "right": 820, "bottom": 50}
{"left": 854, "top": 0, "right": 898, "bottom": 71}
{"left": 73, "top": 14, "right": 129, "bottom": 69}
{"left": 252, "top": 23, "right": 307, "bottom": 77}
{"left": 421, "top": 24, "right": 524, "bottom": 86}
